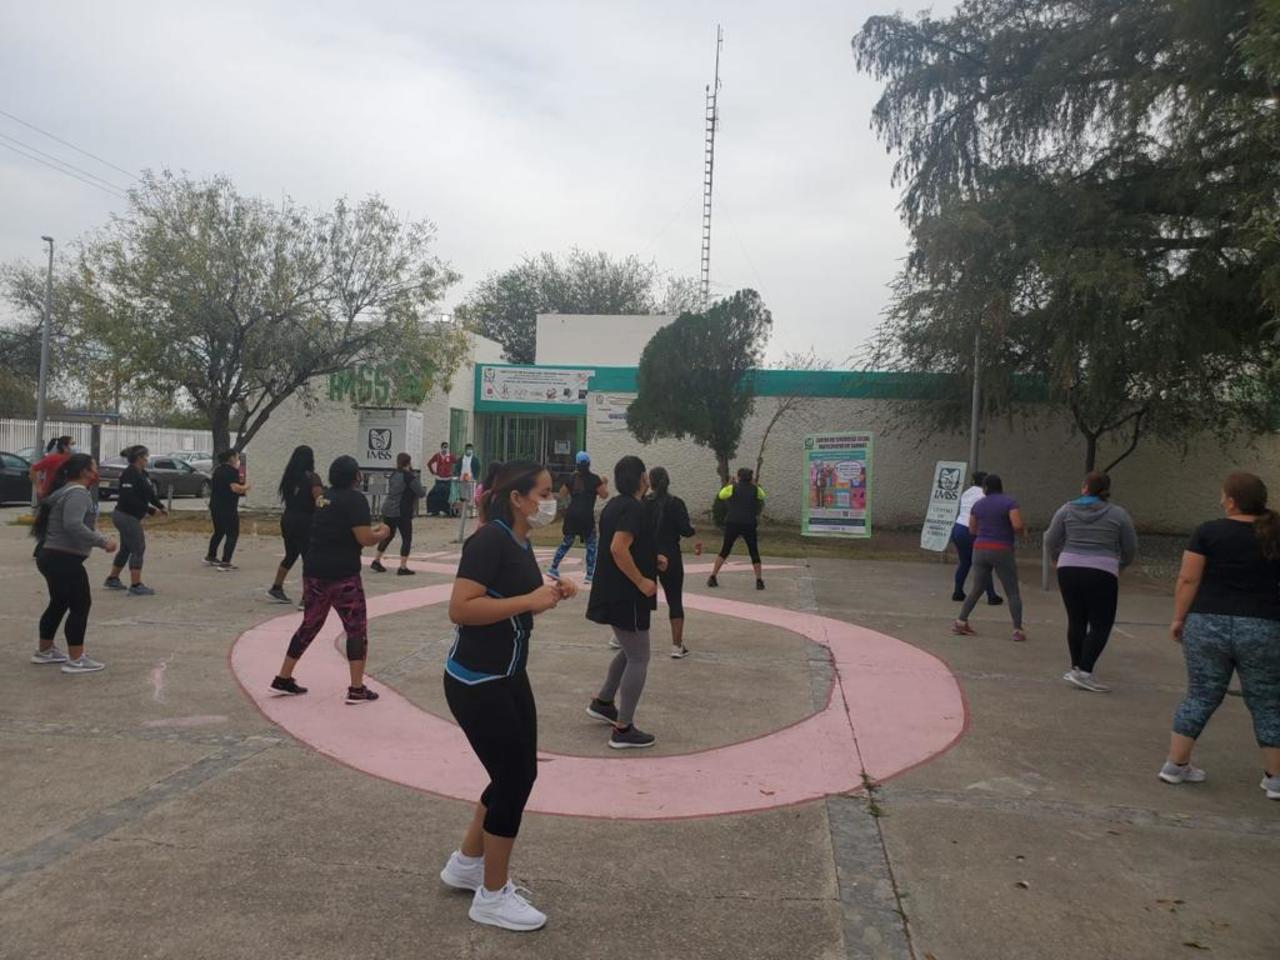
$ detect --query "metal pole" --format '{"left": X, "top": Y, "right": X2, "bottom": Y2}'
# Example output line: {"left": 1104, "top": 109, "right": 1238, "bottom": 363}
{"left": 31, "top": 236, "right": 54, "bottom": 508}
{"left": 967, "top": 328, "right": 981, "bottom": 474}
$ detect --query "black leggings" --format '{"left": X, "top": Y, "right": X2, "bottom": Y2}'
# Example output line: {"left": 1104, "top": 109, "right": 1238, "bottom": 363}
{"left": 37, "top": 550, "right": 91, "bottom": 647}
{"left": 377, "top": 514, "right": 413, "bottom": 558}
{"left": 719, "top": 521, "right": 760, "bottom": 564}
{"left": 659, "top": 553, "right": 685, "bottom": 620}
{"left": 443, "top": 671, "right": 538, "bottom": 839}
{"left": 1057, "top": 566, "right": 1119, "bottom": 673}
{"left": 208, "top": 507, "right": 239, "bottom": 563}
{"left": 279, "top": 512, "right": 312, "bottom": 570}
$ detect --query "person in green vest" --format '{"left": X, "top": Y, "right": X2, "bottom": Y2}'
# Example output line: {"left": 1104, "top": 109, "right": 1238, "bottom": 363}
{"left": 707, "top": 467, "right": 766, "bottom": 591}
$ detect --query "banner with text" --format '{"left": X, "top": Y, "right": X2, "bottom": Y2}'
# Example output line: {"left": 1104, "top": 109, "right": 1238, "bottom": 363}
{"left": 920, "top": 460, "right": 968, "bottom": 551}
{"left": 589, "top": 392, "right": 634, "bottom": 434}
{"left": 802, "top": 432, "right": 873, "bottom": 538}
{"left": 480, "top": 366, "right": 594, "bottom": 406}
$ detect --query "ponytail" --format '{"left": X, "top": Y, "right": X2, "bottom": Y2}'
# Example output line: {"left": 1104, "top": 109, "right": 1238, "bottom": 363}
{"left": 1223, "top": 471, "right": 1280, "bottom": 560}
{"left": 1083, "top": 471, "right": 1111, "bottom": 501}
{"left": 31, "top": 453, "right": 96, "bottom": 542}
{"left": 1257, "top": 510, "right": 1280, "bottom": 562}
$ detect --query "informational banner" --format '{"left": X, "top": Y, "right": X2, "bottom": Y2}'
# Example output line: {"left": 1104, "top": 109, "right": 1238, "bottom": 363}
{"left": 920, "top": 460, "right": 968, "bottom": 551}
{"left": 802, "top": 432, "right": 873, "bottom": 538}
{"left": 354, "top": 408, "right": 423, "bottom": 470}
{"left": 589, "top": 392, "right": 634, "bottom": 434}
{"left": 480, "top": 366, "right": 594, "bottom": 405}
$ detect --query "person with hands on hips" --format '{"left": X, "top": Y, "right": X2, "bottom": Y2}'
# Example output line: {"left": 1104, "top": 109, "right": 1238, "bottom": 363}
{"left": 438, "top": 460, "right": 576, "bottom": 933}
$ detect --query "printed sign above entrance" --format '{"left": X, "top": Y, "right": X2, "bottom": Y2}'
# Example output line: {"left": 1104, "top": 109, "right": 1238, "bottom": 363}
{"left": 920, "top": 460, "right": 967, "bottom": 552}
{"left": 354, "top": 408, "right": 423, "bottom": 470}
{"left": 802, "top": 432, "right": 873, "bottom": 538}
{"left": 480, "top": 366, "right": 595, "bottom": 406}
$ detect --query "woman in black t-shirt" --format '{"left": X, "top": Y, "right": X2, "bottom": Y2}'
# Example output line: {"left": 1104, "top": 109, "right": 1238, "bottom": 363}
{"left": 585, "top": 455, "right": 667, "bottom": 750}
{"left": 707, "top": 467, "right": 767, "bottom": 591}
{"left": 645, "top": 466, "right": 699, "bottom": 659}
{"left": 205, "top": 450, "right": 251, "bottom": 569}
{"left": 270, "top": 456, "right": 389, "bottom": 705}
{"left": 547, "top": 451, "right": 608, "bottom": 584}
{"left": 438, "top": 460, "right": 575, "bottom": 932}
{"left": 269, "top": 445, "right": 324, "bottom": 605}
{"left": 1161, "top": 472, "right": 1280, "bottom": 798}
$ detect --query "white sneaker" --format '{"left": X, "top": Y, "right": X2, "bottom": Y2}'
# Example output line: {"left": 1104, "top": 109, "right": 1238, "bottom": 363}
{"left": 468, "top": 881, "right": 547, "bottom": 932}
{"left": 608, "top": 635, "right": 621, "bottom": 650}
{"left": 440, "top": 851, "right": 484, "bottom": 891}
{"left": 1158, "top": 761, "right": 1206, "bottom": 784}
{"left": 61, "top": 655, "right": 106, "bottom": 675}
{"left": 1261, "top": 773, "right": 1280, "bottom": 800}
{"left": 31, "top": 646, "right": 69, "bottom": 665}
{"left": 1064, "top": 668, "right": 1110, "bottom": 692}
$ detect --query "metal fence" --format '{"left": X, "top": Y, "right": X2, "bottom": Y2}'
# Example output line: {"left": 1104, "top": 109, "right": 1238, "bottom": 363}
{"left": 0, "top": 417, "right": 230, "bottom": 458}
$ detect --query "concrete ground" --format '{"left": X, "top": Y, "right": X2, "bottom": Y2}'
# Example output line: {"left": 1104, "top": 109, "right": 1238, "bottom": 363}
{"left": 1, "top": 513, "right": 1277, "bottom": 960}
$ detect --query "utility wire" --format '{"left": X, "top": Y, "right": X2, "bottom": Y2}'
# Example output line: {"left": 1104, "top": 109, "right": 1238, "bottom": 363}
{"left": 0, "top": 131, "right": 130, "bottom": 194}
{"left": 0, "top": 139, "right": 128, "bottom": 199}
{"left": 0, "top": 106, "right": 139, "bottom": 180}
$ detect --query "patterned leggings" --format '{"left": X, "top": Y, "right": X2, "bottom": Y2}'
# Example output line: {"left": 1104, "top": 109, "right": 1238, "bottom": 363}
{"left": 1173, "top": 613, "right": 1280, "bottom": 748}
{"left": 286, "top": 575, "right": 369, "bottom": 662}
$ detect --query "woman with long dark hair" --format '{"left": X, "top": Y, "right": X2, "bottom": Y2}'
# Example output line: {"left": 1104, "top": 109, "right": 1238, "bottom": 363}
{"left": 371, "top": 452, "right": 428, "bottom": 576}
{"left": 646, "top": 466, "right": 698, "bottom": 658}
{"left": 585, "top": 455, "right": 664, "bottom": 749}
{"left": 953, "top": 473, "right": 1027, "bottom": 642}
{"left": 1046, "top": 471, "right": 1138, "bottom": 691}
{"left": 439, "top": 460, "right": 574, "bottom": 931}
{"left": 707, "top": 467, "right": 766, "bottom": 590}
{"left": 548, "top": 451, "right": 608, "bottom": 584}
{"left": 1160, "top": 472, "right": 1280, "bottom": 799}
{"left": 105, "top": 445, "right": 166, "bottom": 596}
{"left": 268, "top": 445, "right": 324, "bottom": 605}
{"left": 30, "top": 454, "right": 117, "bottom": 673}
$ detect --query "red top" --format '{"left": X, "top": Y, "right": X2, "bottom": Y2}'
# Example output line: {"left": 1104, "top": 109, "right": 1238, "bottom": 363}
{"left": 427, "top": 452, "right": 455, "bottom": 479}
{"left": 31, "top": 452, "right": 70, "bottom": 497}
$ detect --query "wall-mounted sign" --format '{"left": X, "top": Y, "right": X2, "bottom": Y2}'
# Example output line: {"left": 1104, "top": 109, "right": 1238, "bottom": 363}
{"left": 479, "top": 366, "right": 594, "bottom": 406}
{"left": 589, "top": 392, "right": 634, "bottom": 434}
{"left": 920, "top": 460, "right": 967, "bottom": 551}
{"left": 354, "top": 408, "right": 424, "bottom": 470}
{"left": 330, "top": 361, "right": 429, "bottom": 406}
{"left": 801, "top": 431, "right": 873, "bottom": 538}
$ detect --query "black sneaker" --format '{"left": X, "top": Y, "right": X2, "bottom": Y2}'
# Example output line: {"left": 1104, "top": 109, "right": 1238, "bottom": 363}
{"left": 370, "top": 560, "right": 387, "bottom": 573}
{"left": 346, "top": 685, "right": 380, "bottom": 705}
{"left": 267, "top": 586, "right": 292, "bottom": 605}
{"left": 609, "top": 724, "right": 656, "bottom": 750}
{"left": 104, "top": 576, "right": 126, "bottom": 591}
{"left": 756, "top": 579, "right": 766, "bottom": 591}
{"left": 396, "top": 567, "right": 416, "bottom": 576}
{"left": 987, "top": 595, "right": 1005, "bottom": 606}
{"left": 706, "top": 575, "right": 719, "bottom": 588}
{"left": 270, "top": 676, "right": 308, "bottom": 696}
{"left": 586, "top": 698, "right": 619, "bottom": 724}
{"left": 951, "top": 590, "right": 966, "bottom": 602}
{"left": 202, "top": 556, "right": 219, "bottom": 566}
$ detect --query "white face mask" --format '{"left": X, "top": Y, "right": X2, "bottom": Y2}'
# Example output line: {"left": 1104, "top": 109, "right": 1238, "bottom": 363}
{"left": 527, "top": 498, "right": 557, "bottom": 528}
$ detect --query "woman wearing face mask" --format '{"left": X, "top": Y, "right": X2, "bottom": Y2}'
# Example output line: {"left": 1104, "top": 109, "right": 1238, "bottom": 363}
{"left": 585, "top": 455, "right": 666, "bottom": 749}
{"left": 105, "top": 445, "right": 167, "bottom": 596}
{"left": 438, "top": 460, "right": 575, "bottom": 932}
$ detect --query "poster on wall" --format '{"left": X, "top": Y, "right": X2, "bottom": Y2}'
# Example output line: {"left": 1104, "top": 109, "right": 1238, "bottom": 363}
{"left": 802, "top": 432, "right": 873, "bottom": 538}
{"left": 589, "top": 392, "right": 634, "bottom": 434}
{"left": 480, "top": 366, "right": 594, "bottom": 405}
{"left": 920, "top": 460, "right": 967, "bottom": 551}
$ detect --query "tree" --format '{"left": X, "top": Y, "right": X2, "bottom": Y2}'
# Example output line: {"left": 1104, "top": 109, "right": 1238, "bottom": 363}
{"left": 752, "top": 350, "right": 836, "bottom": 485}
{"left": 455, "top": 249, "right": 698, "bottom": 363}
{"left": 74, "top": 170, "right": 465, "bottom": 453}
{"left": 626, "top": 289, "right": 772, "bottom": 483}
{"left": 854, "top": 0, "right": 1280, "bottom": 470}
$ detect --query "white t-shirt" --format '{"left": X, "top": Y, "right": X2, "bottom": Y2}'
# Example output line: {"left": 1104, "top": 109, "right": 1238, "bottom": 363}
{"left": 956, "top": 485, "right": 985, "bottom": 526}
{"left": 458, "top": 454, "right": 476, "bottom": 481}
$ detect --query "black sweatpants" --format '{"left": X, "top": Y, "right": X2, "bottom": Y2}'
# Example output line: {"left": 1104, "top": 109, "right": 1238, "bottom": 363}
{"left": 659, "top": 552, "right": 685, "bottom": 620}
{"left": 1057, "top": 566, "right": 1119, "bottom": 673}
{"left": 718, "top": 521, "right": 760, "bottom": 564}
{"left": 37, "top": 549, "right": 91, "bottom": 646}
{"left": 377, "top": 514, "right": 414, "bottom": 558}
{"left": 208, "top": 507, "right": 239, "bottom": 563}
{"left": 279, "top": 512, "right": 312, "bottom": 571}
{"left": 443, "top": 670, "right": 538, "bottom": 839}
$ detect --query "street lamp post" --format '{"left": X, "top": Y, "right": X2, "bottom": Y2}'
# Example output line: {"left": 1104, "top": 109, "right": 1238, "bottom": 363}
{"left": 32, "top": 236, "right": 54, "bottom": 507}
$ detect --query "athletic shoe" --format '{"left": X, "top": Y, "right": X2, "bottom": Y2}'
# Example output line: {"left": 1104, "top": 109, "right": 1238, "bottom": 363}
{"left": 370, "top": 560, "right": 387, "bottom": 573}
{"left": 706, "top": 575, "right": 719, "bottom": 588}
{"left": 756, "top": 579, "right": 766, "bottom": 591}
{"left": 345, "top": 685, "right": 380, "bottom": 705}
{"left": 468, "top": 881, "right": 546, "bottom": 932}
{"left": 950, "top": 590, "right": 965, "bottom": 602}
{"left": 671, "top": 645, "right": 690, "bottom": 659}
{"left": 951, "top": 620, "right": 976, "bottom": 636}
{"left": 440, "top": 851, "right": 484, "bottom": 891}
{"left": 128, "top": 584, "right": 156, "bottom": 597}
{"left": 546, "top": 567, "right": 560, "bottom": 580}
{"left": 266, "top": 586, "right": 292, "bottom": 605}
{"left": 1011, "top": 629, "right": 1027, "bottom": 643}
{"left": 61, "top": 655, "right": 106, "bottom": 674}
{"left": 202, "top": 556, "right": 219, "bottom": 566}
{"left": 586, "top": 698, "right": 619, "bottom": 724}
{"left": 607, "top": 634, "right": 622, "bottom": 650}
{"left": 269, "top": 676, "right": 307, "bottom": 696}
{"left": 217, "top": 562, "right": 238, "bottom": 572}
{"left": 1261, "top": 773, "right": 1280, "bottom": 800}
{"left": 987, "top": 595, "right": 1005, "bottom": 606}
{"left": 583, "top": 576, "right": 593, "bottom": 586}
{"left": 397, "top": 567, "right": 416, "bottom": 576}
{"left": 1158, "top": 761, "right": 1207, "bottom": 784}
{"left": 31, "top": 646, "right": 69, "bottom": 665}
{"left": 609, "top": 724, "right": 657, "bottom": 750}
{"left": 104, "top": 576, "right": 126, "bottom": 591}
{"left": 1064, "top": 669, "right": 1109, "bottom": 692}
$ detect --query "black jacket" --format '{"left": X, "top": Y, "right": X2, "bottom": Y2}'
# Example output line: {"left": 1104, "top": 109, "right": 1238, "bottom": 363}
{"left": 116, "top": 465, "right": 163, "bottom": 519}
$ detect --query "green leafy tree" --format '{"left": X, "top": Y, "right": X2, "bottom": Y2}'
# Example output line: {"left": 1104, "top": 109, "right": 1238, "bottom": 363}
{"left": 626, "top": 289, "right": 772, "bottom": 484}
{"left": 854, "top": 0, "right": 1280, "bottom": 470}
{"left": 456, "top": 249, "right": 698, "bottom": 363}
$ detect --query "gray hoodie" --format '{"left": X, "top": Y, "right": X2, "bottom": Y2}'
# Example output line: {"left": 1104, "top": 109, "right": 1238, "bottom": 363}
{"left": 382, "top": 469, "right": 428, "bottom": 519}
{"left": 41, "top": 484, "right": 110, "bottom": 556}
{"left": 1045, "top": 498, "right": 1138, "bottom": 568}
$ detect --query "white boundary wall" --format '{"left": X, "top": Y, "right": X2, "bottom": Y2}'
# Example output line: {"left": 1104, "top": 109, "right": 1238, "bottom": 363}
{"left": 0, "top": 418, "right": 226, "bottom": 458}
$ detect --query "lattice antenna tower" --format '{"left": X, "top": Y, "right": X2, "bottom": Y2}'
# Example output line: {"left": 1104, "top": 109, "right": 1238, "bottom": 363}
{"left": 700, "top": 25, "right": 723, "bottom": 308}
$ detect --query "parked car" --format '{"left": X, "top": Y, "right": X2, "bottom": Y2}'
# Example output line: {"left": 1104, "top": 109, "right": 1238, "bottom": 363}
{"left": 169, "top": 450, "right": 214, "bottom": 474}
{"left": 0, "top": 451, "right": 33, "bottom": 504}
{"left": 99, "top": 455, "right": 211, "bottom": 500}
{"left": 15, "top": 446, "right": 40, "bottom": 463}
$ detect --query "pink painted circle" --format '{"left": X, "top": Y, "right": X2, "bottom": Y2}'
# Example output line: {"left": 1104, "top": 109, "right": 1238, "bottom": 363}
{"left": 230, "top": 571, "right": 966, "bottom": 820}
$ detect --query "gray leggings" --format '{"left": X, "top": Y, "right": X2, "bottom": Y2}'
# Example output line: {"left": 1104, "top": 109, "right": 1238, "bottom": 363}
{"left": 1173, "top": 613, "right": 1280, "bottom": 747}
{"left": 598, "top": 627, "right": 651, "bottom": 726}
{"left": 959, "top": 548, "right": 1023, "bottom": 628}
{"left": 111, "top": 510, "right": 146, "bottom": 571}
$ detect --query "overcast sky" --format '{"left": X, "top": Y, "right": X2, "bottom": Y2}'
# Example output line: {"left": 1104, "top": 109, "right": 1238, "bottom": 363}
{"left": 0, "top": 0, "right": 940, "bottom": 365}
